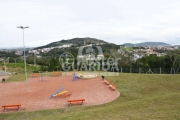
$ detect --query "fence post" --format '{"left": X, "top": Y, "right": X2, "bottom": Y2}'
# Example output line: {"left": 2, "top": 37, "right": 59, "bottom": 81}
{"left": 171, "top": 67, "right": 172, "bottom": 74}
{"left": 160, "top": 67, "right": 161, "bottom": 74}
{"left": 139, "top": 68, "right": 141, "bottom": 74}
{"left": 130, "top": 68, "right": 132, "bottom": 73}
{"left": 121, "top": 68, "right": 122, "bottom": 73}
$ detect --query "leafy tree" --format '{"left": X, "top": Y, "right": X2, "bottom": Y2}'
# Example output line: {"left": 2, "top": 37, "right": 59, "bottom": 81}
{"left": 136, "top": 54, "right": 165, "bottom": 68}
{"left": 166, "top": 49, "right": 180, "bottom": 74}
{"left": 47, "top": 57, "right": 61, "bottom": 71}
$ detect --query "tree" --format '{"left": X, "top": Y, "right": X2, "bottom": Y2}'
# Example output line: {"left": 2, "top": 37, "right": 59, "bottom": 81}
{"left": 48, "top": 57, "right": 59, "bottom": 71}
{"left": 109, "top": 48, "right": 133, "bottom": 68}
{"left": 135, "top": 54, "right": 166, "bottom": 68}
{"left": 166, "top": 49, "right": 180, "bottom": 74}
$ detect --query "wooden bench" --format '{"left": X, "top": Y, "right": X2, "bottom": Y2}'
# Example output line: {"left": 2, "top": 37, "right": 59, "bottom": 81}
{"left": 51, "top": 72, "right": 61, "bottom": 77}
{"left": 68, "top": 99, "right": 85, "bottom": 106}
{"left": 109, "top": 84, "right": 116, "bottom": 90}
{"left": 30, "top": 73, "right": 40, "bottom": 77}
{"left": 2, "top": 104, "right": 21, "bottom": 112}
{"left": 104, "top": 80, "right": 110, "bottom": 85}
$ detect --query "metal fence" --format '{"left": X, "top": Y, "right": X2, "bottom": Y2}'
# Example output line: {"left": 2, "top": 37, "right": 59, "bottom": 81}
{"left": 117, "top": 67, "right": 178, "bottom": 74}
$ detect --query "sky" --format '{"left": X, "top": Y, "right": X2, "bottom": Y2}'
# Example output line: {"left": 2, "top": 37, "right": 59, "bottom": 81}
{"left": 0, "top": 0, "right": 180, "bottom": 48}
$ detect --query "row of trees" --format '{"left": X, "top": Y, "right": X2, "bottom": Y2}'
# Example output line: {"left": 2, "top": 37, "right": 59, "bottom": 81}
{"left": 1, "top": 48, "right": 180, "bottom": 74}
{"left": 36, "top": 49, "right": 180, "bottom": 73}
{"left": 115, "top": 49, "right": 180, "bottom": 74}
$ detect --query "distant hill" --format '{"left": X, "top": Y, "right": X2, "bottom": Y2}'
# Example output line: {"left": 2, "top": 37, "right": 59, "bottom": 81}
{"left": 0, "top": 47, "right": 33, "bottom": 51}
{"left": 33, "top": 37, "right": 171, "bottom": 50}
{"left": 34, "top": 37, "right": 109, "bottom": 50}
{"left": 122, "top": 42, "right": 171, "bottom": 47}
{"left": 121, "top": 43, "right": 134, "bottom": 46}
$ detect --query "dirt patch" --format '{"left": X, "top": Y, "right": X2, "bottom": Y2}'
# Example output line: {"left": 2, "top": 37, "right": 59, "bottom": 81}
{"left": 0, "top": 76, "right": 120, "bottom": 112}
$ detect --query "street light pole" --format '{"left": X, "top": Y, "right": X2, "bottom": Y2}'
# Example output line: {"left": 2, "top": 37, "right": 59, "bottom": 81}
{"left": 17, "top": 26, "right": 29, "bottom": 91}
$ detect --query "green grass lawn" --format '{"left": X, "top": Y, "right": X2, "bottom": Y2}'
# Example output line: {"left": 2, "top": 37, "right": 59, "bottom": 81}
{"left": 6, "top": 74, "right": 27, "bottom": 82}
{"left": 1, "top": 73, "right": 180, "bottom": 120}
{"left": 0, "top": 63, "right": 41, "bottom": 74}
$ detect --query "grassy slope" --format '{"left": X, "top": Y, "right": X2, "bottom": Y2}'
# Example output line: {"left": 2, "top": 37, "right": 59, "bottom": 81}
{"left": 6, "top": 74, "right": 27, "bottom": 82}
{"left": 0, "top": 63, "right": 41, "bottom": 74}
{"left": 0, "top": 74, "right": 180, "bottom": 120}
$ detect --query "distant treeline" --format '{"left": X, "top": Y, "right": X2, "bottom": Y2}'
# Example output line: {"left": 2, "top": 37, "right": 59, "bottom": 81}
{"left": 0, "top": 48, "right": 180, "bottom": 74}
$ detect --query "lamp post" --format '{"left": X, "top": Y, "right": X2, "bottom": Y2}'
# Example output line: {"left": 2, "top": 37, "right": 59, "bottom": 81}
{"left": 17, "top": 26, "right": 29, "bottom": 91}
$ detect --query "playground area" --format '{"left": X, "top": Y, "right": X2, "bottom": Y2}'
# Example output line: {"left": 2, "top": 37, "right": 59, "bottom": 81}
{"left": 0, "top": 74, "right": 120, "bottom": 112}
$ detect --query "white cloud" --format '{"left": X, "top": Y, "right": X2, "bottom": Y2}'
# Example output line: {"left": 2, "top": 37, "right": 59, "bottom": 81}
{"left": 0, "top": 0, "right": 180, "bottom": 48}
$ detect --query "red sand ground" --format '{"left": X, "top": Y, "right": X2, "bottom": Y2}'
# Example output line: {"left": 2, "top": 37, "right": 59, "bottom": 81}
{"left": 0, "top": 76, "right": 120, "bottom": 112}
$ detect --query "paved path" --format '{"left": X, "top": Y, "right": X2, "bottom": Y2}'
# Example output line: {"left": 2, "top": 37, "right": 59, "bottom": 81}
{"left": 0, "top": 70, "right": 10, "bottom": 76}
{"left": 0, "top": 76, "right": 120, "bottom": 112}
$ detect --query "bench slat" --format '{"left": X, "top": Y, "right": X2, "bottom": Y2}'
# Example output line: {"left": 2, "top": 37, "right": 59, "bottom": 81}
{"left": 2, "top": 104, "right": 21, "bottom": 107}
{"left": 68, "top": 99, "right": 84, "bottom": 101}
